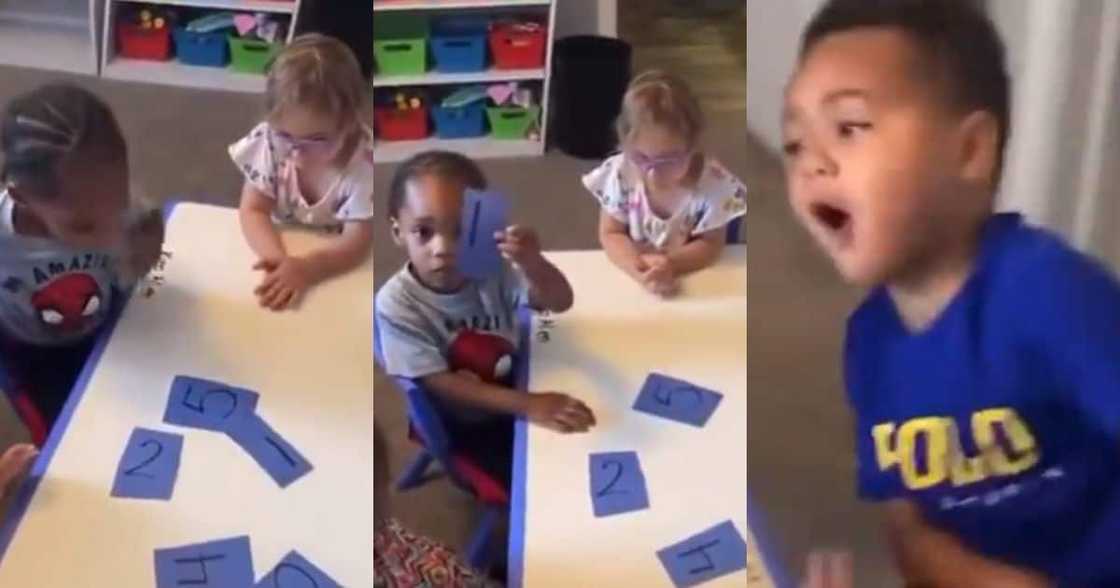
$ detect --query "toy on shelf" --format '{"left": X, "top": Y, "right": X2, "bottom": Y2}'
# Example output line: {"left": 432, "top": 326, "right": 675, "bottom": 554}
{"left": 376, "top": 89, "right": 430, "bottom": 142}
{"left": 483, "top": 81, "right": 540, "bottom": 141}
{"left": 117, "top": 5, "right": 178, "bottom": 62}
{"left": 138, "top": 9, "right": 167, "bottom": 30}
{"left": 226, "top": 12, "right": 288, "bottom": 74}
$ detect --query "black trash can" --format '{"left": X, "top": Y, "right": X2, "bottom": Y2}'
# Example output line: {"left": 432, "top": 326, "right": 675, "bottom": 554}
{"left": 550, "top": 35, "right": 632, "bottom": 159}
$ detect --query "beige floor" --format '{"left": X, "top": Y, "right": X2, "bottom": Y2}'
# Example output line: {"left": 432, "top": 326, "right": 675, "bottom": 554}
{"left": 746, "top": 144, "right": 900, "bottom": 586}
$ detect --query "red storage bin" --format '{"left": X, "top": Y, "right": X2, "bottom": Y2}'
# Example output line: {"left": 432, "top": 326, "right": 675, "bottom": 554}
{"left": 117, "top": 21, "right": 173, "bottom": 61}
{"left": 375, "top": 106, "right": 429, "bottom": 141}
{"left": 489, "top": 22, "right": 546, "bottom": 70}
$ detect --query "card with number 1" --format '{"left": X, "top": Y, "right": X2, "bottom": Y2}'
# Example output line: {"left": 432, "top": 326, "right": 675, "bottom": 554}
{"left": 459, "top": 189, "right": 509, "bottom": 280}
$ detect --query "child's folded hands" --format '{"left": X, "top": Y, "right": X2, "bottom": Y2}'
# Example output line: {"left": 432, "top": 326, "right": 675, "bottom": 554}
{"left": 526, "top": 392, "right": 596, "bottom": 434}
{"left": 253, "top": 256, "right": 313, "bottom": 311}
{"left": 637, "top": 253, "right": 679, "bottom": 297}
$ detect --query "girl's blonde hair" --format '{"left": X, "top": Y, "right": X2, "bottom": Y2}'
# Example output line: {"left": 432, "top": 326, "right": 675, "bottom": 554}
{"left": 266, "top": 33, "right": 369, "bottom": 132}
{"left": 616, "top": 70, "right": 706, "bottom": 184}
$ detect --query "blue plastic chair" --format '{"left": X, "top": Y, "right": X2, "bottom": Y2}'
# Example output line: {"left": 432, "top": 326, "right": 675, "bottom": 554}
{"left": 727, "top": 216, "right": 744, "bottom": 244}
{"left": 373, "top": 305, "right": 505, "bottom": 572}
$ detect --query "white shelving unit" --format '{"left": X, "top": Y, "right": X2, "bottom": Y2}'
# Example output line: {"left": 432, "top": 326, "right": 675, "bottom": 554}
{"left": 0, "top": 0, "right": 101, "bottom": 75}
{"left": 371, "top": 66, "right": 544, "bottom": 88}
{"left": 372, "top": 0, "right": 557, "bottom": 162}
{"left": 100, "top": 0, "right": 304, "bottom": 92}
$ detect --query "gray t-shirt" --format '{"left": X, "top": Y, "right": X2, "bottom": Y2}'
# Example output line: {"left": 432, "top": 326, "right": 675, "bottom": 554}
{"left": 0, "top": 190, "right": 124, "bottom": 347}
{"left": 376, "top": 262, "right": 528, "bottom": 381}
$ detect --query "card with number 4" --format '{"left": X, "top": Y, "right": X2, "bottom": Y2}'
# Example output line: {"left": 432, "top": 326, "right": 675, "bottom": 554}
{"left": 657, "top": 521, "right": 747, "bottom": 587}
{"left": 633, "top": 373, "right": 723, "bottom": 427}
{"left": 458, "top": 189, "right": 509, "bottom": 280}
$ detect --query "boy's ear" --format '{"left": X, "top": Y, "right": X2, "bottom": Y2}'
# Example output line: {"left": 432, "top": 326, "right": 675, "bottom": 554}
{"left": 5, "top": 184, "right": 27, "bottom": 206}
{"left": 389, "top": 218, "right": 403, "bottom": 246}
{"left": 956, "top": 110, "right": 1001, "bottom": 189}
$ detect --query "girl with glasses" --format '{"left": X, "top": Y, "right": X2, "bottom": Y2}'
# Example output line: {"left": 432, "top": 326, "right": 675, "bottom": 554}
{"left": 230, "top": 34, "right": 374, "bottom": 311}
{"left": 583, "top": 70, "right": 747, "bottom": 297}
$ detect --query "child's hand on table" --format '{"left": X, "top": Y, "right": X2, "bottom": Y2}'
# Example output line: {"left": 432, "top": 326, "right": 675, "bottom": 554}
{"left": 526, "top": 392, "right": 596, "bottom": 433}
{"left": 0, "top": 444, "right": 37, "bottom": 516}
{"left": 638, "top": 253, "right": 679, "bottom": 297}
{"left": 253, "top": 256, "right": 315, "bottom": 311}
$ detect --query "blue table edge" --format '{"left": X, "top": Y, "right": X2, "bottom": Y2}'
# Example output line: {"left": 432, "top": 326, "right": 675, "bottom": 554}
{"left": 0, "top": 201, "right": 180, "bottom": 563}
{"left": 507, "top": 306, "right": 532, "bottom": 588}
{"left": 505, "top": 307, "right": 790, "bottom": 588}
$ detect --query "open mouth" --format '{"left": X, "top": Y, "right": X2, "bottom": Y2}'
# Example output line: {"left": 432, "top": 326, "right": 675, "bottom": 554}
{"left": 810, "top": 202, "right": 854, "bottom": 246}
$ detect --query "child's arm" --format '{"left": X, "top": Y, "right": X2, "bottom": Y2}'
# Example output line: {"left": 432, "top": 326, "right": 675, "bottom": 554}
{"left": 0, "top": 444, "right": 37, "bottom": 519}
{"left": 884, "top": 500, "right": 1053, "bottom": 588}
{"left": 300, "top": 219, "right": 374, "bottom": 283}
{"left": 496, "top": 225, "right": 574, "bottom": 313}
{"left": 597, "top": 210, "right": 647, "bottom": 282}
{"left": 664, "top": 228, "right": 726, "bottom": 276}
{"left": 253, "top": 221, "right": 371, "bottom": 311}
{"left": 238, "top": 183, "right": 286, "bottom": 263}
{"left": 422, "top": 372, "right": 595, "bottom": 433}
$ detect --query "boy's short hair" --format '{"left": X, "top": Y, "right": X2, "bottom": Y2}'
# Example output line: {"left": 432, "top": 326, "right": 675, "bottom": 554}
{"left": 386, "top": 150, "right": 487, "bottom": 220}
{"left": 802, "top": 0, "right": 1011, "bottom": 178}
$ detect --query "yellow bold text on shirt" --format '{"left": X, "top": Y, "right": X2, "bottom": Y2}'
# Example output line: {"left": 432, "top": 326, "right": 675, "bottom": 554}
{"left": 871, "top": 408, "right": 1040, "bottom": 490}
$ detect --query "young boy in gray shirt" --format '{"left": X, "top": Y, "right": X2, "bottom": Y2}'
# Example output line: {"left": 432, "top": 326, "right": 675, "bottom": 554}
{"left": 376, "top": 151, "right": 596, "bottom": 487}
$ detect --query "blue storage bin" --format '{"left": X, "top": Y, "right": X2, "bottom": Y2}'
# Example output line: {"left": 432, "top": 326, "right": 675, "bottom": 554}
{"left": 432, "top": 103, "right": 487, "bottom": 139}
{"left": 430, "top": 16, "right": 488, "bottom": 73}
{"left": 174, "top": 27, "right": 229, "bottom": 68}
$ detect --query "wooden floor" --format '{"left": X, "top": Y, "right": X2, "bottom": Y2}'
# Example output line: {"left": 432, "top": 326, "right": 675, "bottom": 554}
{"left": 620, "top": 0, "right": 747, "bottom": 113}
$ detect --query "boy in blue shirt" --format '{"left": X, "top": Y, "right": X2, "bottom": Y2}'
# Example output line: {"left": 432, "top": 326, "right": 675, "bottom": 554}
{"left": 782, "top": 0, "right": 1120, "bottom": 585}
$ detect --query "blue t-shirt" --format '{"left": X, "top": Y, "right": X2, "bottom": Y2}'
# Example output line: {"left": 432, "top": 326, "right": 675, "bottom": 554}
{"left": 845, "top": 213, "right": 1120, "bottom": 585}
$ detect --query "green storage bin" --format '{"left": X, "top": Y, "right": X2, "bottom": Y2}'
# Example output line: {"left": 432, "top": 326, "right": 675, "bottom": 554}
{"left": 374, "top": 13, "right": 429, "bottom": 77}
{"left": 229, "top": 36, "right": 282, "bottom": 74}
{"left": 487, "top": 106, "right": 540, "bottom": 140}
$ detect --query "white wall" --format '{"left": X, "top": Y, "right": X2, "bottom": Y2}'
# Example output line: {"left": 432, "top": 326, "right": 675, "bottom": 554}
{"left": 745, "top": 0, "right": 822, "bottom": 152}
{"left": 745, "top": 0, "right": 1119, "bottom": 268}
{"left": 991, "top": 0, "right": 1120, "bottom": 268}
{"left": 554, "top": 0, "right": 617, "bottom": 39}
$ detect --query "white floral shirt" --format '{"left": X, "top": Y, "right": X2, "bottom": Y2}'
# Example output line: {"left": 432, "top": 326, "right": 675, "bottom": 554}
{"left": 582, "top": 153, "right": 747, "bottom": 250}
{"left": 229, "top": 122, "right": 374, "bottom": 231}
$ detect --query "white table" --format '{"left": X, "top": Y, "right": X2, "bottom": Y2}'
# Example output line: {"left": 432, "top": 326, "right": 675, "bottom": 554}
{"left": 0, "top": 203, "right": 373, "bottom": 586}
{"left": 509, "top": 247, "right": 763, "bottom": 586}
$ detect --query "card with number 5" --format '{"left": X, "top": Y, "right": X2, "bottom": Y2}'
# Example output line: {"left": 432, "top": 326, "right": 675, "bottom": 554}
{"left": 633, "top": 373, "right": 723, "bottom": 428}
